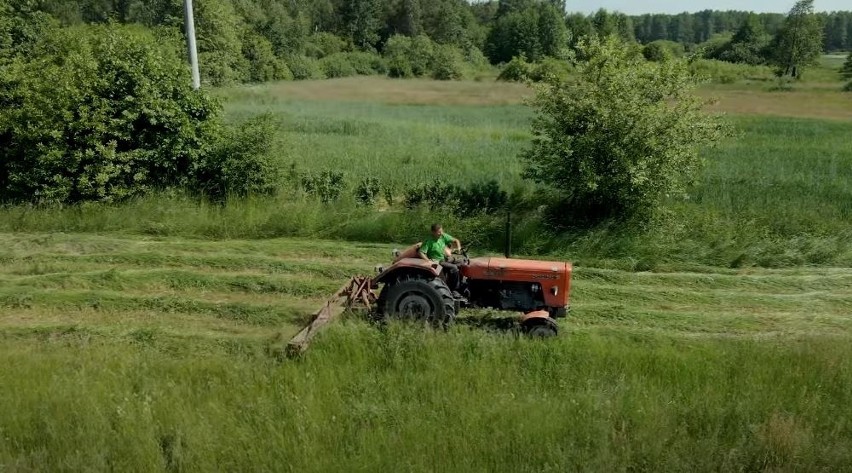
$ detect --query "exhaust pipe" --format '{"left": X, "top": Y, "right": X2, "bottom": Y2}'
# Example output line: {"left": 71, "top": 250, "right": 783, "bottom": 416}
{"left": 504, "top": 211, "right": 512, "bottom": 259}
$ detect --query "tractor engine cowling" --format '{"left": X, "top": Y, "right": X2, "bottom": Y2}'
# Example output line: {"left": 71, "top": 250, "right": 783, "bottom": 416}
{"left": 462, "top": 257, "right": 572, "bottom": 317}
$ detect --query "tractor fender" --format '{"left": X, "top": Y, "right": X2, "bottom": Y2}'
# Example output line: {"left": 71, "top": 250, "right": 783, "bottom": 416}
{"left": 520, "top": 310, "right": 552, "bottom": 324}
{"left": 373, "top": 258, "right": 442, "bottom": 286}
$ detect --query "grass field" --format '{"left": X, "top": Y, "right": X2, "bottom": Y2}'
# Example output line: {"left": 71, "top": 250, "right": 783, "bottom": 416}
{"left": 2, "top": 233, "right": 852, "bottom": 471}
{"left": 2, "top": 63, "right": 852, "bottom": 470}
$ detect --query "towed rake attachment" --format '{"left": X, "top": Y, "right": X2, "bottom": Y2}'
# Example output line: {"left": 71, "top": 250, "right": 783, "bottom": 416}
{"left": 285, "top": 276, "right": 376, "bottom": 357}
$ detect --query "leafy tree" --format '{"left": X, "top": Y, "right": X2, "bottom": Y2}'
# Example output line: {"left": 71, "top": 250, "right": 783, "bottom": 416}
{"left": 431, "top": 44, "right": 465, "bottom": 80}
{"left": 485, "top": 6, "right": 539, "bottom": 63}
{"left": 565, "top": 12, "right": 594, "bottom": 47}
{"left": 194, "top": 0, "right": 249, "bottom": 85}
{"left": 384, "top": 34, "right": 413, "bottom": 77}
{"left": 841, "top": 51, "right": 852, "bottom": 79}
{"left": 340, "top": 0, "right": 383, "bottom": 50}
{"left": 770, "top": 0, "right": 824, "bottom": 79}
{"left": 389, "top": 0, "right": 422, "bottom": 36}
{"left": 484, "top": 2, "right": 567, "bottom": 63}
{"left": 522, "top": 37, "right": 728, "bottom": 224}
{"left": 642, "top": 40, "right": 681, "bottom": 62}
{"left": 591, "top": 9, "right": 617, "bottom": 37}
{"left": 0, "top": 24, "right": 220, "bottom": 203}
{"left": 716, "top": 14, "right": 771, "bottom": 65}
{"left": 242, "top": 31, "right": 290, "bottom": 82}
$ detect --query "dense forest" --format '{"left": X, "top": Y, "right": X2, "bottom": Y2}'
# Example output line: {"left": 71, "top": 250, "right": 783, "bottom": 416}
{"left": 1, "top": 0, "right": 850, "bottom": 87}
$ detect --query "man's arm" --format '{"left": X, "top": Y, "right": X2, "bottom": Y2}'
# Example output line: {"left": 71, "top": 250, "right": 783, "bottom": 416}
{"left": 444, "top": 234, "right": 462, "bottom": 252}
{"left": 418, "top": 242, "right": 430, "bottom": 260}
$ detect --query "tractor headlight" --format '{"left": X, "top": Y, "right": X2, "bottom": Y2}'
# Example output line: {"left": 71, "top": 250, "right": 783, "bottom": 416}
{"left": 375, "top": 265, "right": 385, "bottom": 274}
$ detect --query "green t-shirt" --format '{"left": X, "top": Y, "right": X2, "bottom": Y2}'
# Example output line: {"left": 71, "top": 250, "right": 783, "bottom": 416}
{"left": 419, "top": 233, "right": 455, "bottom": 262}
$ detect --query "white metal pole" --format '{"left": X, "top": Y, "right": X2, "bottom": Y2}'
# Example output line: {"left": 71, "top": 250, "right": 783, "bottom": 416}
{"left": 184, "top": 0, "right": 201, "bottom": 89}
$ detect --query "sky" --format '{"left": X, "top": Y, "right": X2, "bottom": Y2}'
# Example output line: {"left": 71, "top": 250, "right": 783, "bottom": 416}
{"left": 570, "top": 1, "right": 848, "bottom": 15}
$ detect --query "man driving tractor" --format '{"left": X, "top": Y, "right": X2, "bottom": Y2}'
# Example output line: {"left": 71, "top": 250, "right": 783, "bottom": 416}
{"left": 418, "top": 224, "right": 462, "bottom": 293}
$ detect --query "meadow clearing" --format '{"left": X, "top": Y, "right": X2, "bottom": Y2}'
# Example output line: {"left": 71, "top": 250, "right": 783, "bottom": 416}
{"left": 1, "top": 62, "right": 852, "bottom": 471}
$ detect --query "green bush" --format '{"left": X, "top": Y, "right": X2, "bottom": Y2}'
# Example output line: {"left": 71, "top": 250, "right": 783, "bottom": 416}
{"left": 409, "top": 35, "right": 435, "bottom": 77}
{"left": 403, "top": 179, "right": 509, "bottom": 216}
{"left": 841, "top": 52, "right": 852, "bottom": 79}
{"left": 355, "top": 177, "right": 381, "bottom": 206}
{"left": 194, "top": 0, "right": 248, "bottom": 85}
{"left": 497, "top": 55, "right": 533, "bottom": 82}
{"left": 242, "top": 32, "right": 290, "bottom": 82}
{"left": 431, "top": 44, "right": 466, "bottom": 80}
{"left": 0, "top": 24, "right": 220, "bottom": 204}
{"left": 345, "top": 51, "right": 387, "bottom": 75}
{"left": 844, "top": 81, "right": 852, "bottom": 92}
{"left": 192, "top": 115, "right": 280, "bottom": 201}
{"left": 523, "top": 37, "right": 730, "bottom": 225}
{"left": 643, "top": 40, "right": 684, "bottom": 62}
{"left": 530, "top": 57, "right": 572, "bottom": 81}
{"left": 304, "top": 32, "right": 346, "bottom": 59}
{"left": 384, "top": 35, "right": 414, "bottom": 78}
{"left": 285, "top": 55, "right": 322, "bottom": 80}
{"left": 300, "top": 170, "right": 346, "bottom": 203}
{"left": 688, "top": 58, "right": 774, "bottom": 84}
{"left": 318, "top": 53, "right": 357, "bottom": 78}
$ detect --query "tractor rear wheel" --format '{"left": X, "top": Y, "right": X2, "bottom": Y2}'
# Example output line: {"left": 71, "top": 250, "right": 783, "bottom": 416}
{"left": 379, "top": 276, "right": 456, "bottom": 328}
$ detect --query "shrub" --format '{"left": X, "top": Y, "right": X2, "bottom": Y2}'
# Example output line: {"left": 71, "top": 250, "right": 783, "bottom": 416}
{"left": 431, "top": 44, "right": 466, "bottom": 80}
{"left": 688, "top": 58, "right": 774, "bottom": 84}
{"left": 409, "top": 35, "right": 435, "bottom": 77}
{"left": 461, "top": 42, "right": 490, "bottom": 70}
{"left": 193, "top": 115, "right": 280, "bottom": 201}
{"left": 402, "top": 179, "right": 509, "bottom": 216}
{"left": 384, "top": 34, "right": 437, "bottom": 78}
{"left": 242, "top": 32, "right": 290, "bottom": 82}
{"left": 318, "top": 53, "right": 357, "bottom": 78}
{"left": 300, "top": 170, "right": 345, "bottom": 203}
{"left": 643, "top": 40, "right": 684, "bottom": 62}
{"left": 497, "top": 55, "right": 533, "bottom": 82}
{"left": 841, "top": 52, "right": 852, "bottom": 79}
{"left": 529, "top": 57, "right": 572, "bottom": 81}
{"left": 304, "top": 32, "right": 346, "bottom": 59}
{"left": 697, "top": 33, "right": 734, "bottom": 60}
{"left": 384, "top": 35, "right": 414, "bottom": 78}
{"left": 0, "top": 24, "right": 220, "bottom": 204}
{"left": 844, "top": 81, "right": 852, "bottom": 92}
{"left": 286, "top": 55, "right": 322, "bottom": 80}
{"left": 355, "top": 177, "right": 381, "bottom": 206}
{"left": 455, "top": 180, "right": 508, "bottom": 216}
{"left": 523, "top": 37, "right": 730, "bottom": 225}
{"left": 345, "top": 51, "right": 387, "bottom": 75}
{"left": 403, "top": 179, "right": 458, "bottom": 210}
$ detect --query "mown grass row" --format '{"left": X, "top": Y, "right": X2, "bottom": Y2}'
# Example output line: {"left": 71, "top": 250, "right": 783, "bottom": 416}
{"left": 1, "top": 232, "right": 851, "bottom": 470}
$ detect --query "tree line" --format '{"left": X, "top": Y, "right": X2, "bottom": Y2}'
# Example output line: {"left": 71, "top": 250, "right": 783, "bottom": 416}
{"left": 2, "top": 0, "right": 849, "bottom": 87}
{"left": 627, "top": 10, "right": 852, "bottom": 52}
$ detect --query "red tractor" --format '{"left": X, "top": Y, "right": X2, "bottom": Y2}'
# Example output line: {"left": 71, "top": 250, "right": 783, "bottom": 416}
{"left": 372, "top": 245, "right": 572, "bottom": 337}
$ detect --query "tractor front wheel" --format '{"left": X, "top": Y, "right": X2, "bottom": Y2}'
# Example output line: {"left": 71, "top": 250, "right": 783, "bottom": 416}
{"left": 522, "top": 318, "right": 558, "bottom": 338}
{"left": 379, "top": 276, "right": 456, "bottom": 328}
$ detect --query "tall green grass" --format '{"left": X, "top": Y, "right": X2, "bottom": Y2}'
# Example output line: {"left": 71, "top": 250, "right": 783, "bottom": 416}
{"left": 2, "top": 98, "right": 850, "bottom": 268}
{"left": 3, "top": 327, "right": 852, "bottom": 471}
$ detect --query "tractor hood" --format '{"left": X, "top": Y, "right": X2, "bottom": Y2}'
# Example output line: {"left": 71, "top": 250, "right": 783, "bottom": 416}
{"left": 467, "top": 257, "right": 568, "bottom": 275}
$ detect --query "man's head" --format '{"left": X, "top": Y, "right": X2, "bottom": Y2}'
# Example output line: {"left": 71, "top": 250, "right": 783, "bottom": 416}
{"left": 431, "top": 223, "right": 443, "bottom": 238}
